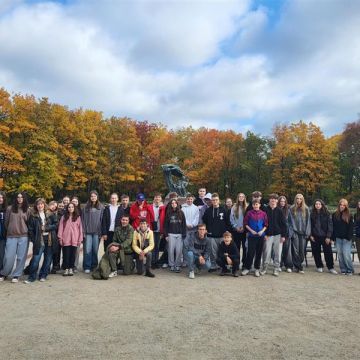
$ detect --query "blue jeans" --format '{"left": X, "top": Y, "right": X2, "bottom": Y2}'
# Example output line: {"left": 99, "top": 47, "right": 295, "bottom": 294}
{"left": 187, "top": 251, "right": 211, "bottom": 272}
{"left": 27, "top": 243, "right": 53, "bottom": 281}
{"left": 0, "top": 236, "right": 28, "bottom": 278}
{"left": 152, "top": 232, "right": 161, "bottom": 266}
{"left": 336, "top": 238, "right": 353, "bottom": 273}
{"left": 83, "top": 234, "right": 100, "bottom": 271}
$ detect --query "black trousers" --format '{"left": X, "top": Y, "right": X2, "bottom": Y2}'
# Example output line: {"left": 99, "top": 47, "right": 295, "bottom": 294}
{"left": 103, "top": 231, "right": 114, "bottom": 252}
{"left": 217, "top": 256, "right": 240, "bottom": 273}
{"left": 233, "top": 231, "right": 247, "bottom": 268}
{"left": 52, "top": 243, "right": 62, "bottom": 270}
{"left": 135, "top": 252, "right": 152, "bottom": 274}
{"left": 310, "top": 236, "right": 334, "bottom": 269}
{"left": 245, "top": 236, "right": 264, "bottom": 270}
{"left": 62, "top": 246, "right": 77, "bottom": 269}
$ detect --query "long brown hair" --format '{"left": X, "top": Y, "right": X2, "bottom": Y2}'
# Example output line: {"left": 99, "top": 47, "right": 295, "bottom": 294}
{"left": 232, "top": 193, "right": 247, "bottom": 219}
{"left": 278, "top": 195, "right": 289, "bottom": 217}
{"left": 334, "top": 198, "right": 351, "bottom": 223}
{"left": 64, "top": 203, "right": 80, "bottom": 222}
{"left": 165, "top": 199, "right": 184, "bottom": 222}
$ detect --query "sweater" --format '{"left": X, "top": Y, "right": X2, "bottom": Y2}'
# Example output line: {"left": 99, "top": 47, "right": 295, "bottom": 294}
{"left": 82, "top": 205, "right": 104, "bottom": 236}
{"left": 164, "top": 210, "right": 187, "bottom": 237}
{"left": 181, "top": 203, "right": 200, "bottom": 229}
{"left": 243, "top": 209, "right": 268, "bottom": 238}
{"left": 57, "top": 216, "right": 83, "bottom": 247}
{"left": 132, "top": 227, "right": 154, "bottom": 254}
{"left": 310, "top": 211, "right": 333, "bottom": 238}
{"left": 184, "top": 232, "right": 210, "bottom": 259}
{"left": 217, "top": 241, "right": 240, "bottom": 261}
{"left": 230, "top": 206, "right": 245, "bottom": 230}
{"left": 5, "top": 206, "right": 31, "bottom": 238}
{"left": 331, "top": 213, "right": 354, "bottom": 241}
{"left": 265, "top": 206, "right": 287, "bottom": 237}
{"left": 289, "top": 206, "right": 311, "bottom": 237}
{"left": 202, "top": 206, "right": 230, "bottom": 238}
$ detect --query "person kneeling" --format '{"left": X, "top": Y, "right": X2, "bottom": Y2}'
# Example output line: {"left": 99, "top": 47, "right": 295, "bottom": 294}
{"left": 133, "top": 220, "right": 155, "bottom": 278}
{"left": 92, "top": 215, "right": 134, "bottom": 280}
{"left": 185, "top": 223, "right": 211, "bottom": 279}
{"left": 216, "top": 231, "right": 240, "bottom": 277}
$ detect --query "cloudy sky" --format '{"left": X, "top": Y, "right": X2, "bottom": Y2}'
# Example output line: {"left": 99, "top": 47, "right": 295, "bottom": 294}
{"left": 0, "top": 0, "right": 359, "bottom": 135}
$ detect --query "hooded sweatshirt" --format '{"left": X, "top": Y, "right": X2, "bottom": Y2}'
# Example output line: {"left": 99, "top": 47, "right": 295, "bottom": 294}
{"left": 132, "top": 226, "right": 154, "bottom": 254}
{"left": 181, "top": 203, "right": 200, "bottom": 229}
{"left": 202, "top": 205, "right": 230, "bottom": 238}
{"left": 164, "top": 209, "right": 187, "bottom": 237}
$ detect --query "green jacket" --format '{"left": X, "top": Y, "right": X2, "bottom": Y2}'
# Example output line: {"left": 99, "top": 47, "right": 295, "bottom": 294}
{"left": 111, "top": 224, "right": 134, "bottom": 254}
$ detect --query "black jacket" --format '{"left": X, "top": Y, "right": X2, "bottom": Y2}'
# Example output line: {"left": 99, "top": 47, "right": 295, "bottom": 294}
{"left": 310, "top": 211, "right": 333, "bottom": 238}
{"left": 331, "top": 213, "right": 353, "bottom": 241}
{"left": 101, "top": 205, "right": 128, "bottom": 236}
{"left": 202, "top": 206, "right": 230, "bottom": 238}
{"left": 265, "top": 206, "right": 287, "bottom": 237}
{"left": 217, "top": 241, "right": 240, "bottom": 261}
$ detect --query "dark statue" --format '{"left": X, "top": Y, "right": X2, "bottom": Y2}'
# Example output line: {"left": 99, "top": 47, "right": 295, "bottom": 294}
{"left": 161, "top": 164, "right": 189, "bottom": 197}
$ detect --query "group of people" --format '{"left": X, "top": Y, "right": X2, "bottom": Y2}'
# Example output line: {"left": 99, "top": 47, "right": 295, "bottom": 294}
{"left": 0, "top": 188, "right": 359, "bottom": 283}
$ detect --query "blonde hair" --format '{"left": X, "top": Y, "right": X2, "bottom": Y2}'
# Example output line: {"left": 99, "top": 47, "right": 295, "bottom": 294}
{"left": 335, "top": 198, "right": 351, "bottom": 223}
{"left": 292, "top": 194, "right": 307, "bottom": 218}
{"left": 232, "top": 193, "right": 247, "bottom": 219}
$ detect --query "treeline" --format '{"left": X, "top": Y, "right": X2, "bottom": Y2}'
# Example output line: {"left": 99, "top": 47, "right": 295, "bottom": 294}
{"left": 0, "top": 87, "right": 359, "bottom": 204}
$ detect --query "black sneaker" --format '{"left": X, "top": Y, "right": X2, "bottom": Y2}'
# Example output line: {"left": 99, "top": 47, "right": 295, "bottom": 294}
{"left": 145, "top": 270, "right": 155, "bottom": 278}
{"left": 219, "top": 269, "right": 226, "bottom": 276}
{"left": 233, "top": 271, "right": 239, "bottom": 277}
{"left": 208, "top": 268, "right": 218, "bottom": 273}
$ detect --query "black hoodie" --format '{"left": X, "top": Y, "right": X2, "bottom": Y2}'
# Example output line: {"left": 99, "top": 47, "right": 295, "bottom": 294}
{"left": 202, "top": 206, "right": 230, "bottom": 238}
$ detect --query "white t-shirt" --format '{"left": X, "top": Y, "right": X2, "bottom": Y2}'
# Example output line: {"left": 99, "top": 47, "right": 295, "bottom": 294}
{"left": 39, "top": 211, "right": 49, "bottom": 236}
{"left": 109, "top": 205, "right": 119, "bottom": 232}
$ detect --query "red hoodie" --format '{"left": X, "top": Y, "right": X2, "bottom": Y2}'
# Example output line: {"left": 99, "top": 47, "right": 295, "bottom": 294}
{"left": 130, "top": 201, "right": 155, "bottom": 230}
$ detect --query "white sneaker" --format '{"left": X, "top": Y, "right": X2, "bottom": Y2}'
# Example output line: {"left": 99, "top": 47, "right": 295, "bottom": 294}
{"left": 329, "top": 268, "right": 338, "bottom": 275}
{"left": 277, "top": 268, "right": 282, "bottom": 272}
{"left": 63, "top": 269, "right": 69, "bottom": 276}
{"left": 39, "top": 278, "right": 46, "bottom": 282}
{"left": 259, "top": 270, "right": 266, "bottom": 276}
{"left": 11, "top": 277, "right": 19, "bottom": 283}
{"left": 0, "top": 276, "right": 5, "bottom": 282}
{"left": 189, "top": 271, "right": 195, "bottom": 279}
{"left": 286, "top": 268, "right": 292, "bottom": 273}
{"left": 24, "top": 280, "right": 32, "bottom": 284}
{"left": 299, "top": 270, "right": 305, "bottom": 274}
{"left": 273, "top": 270, "right": 279, "bottom": 277}
{"left": 68, "top": 268, "right": 74, "bottom": 276}
{"left": 162, "top": 263, "right": 168, "bottom": 269}
{"left": 254, "top": 270, "right": 260, "bottom": 277}
{"left": 84, "top": 269, "right": 91, "bottom": 274}
{"left": 316, "top": 268, "right": 323, "bottom": 273}
{"left": 241, "top": 269, "right": 249, "bottom": 276}
{"left": 108, "top": 271, "right": 118, "bottom": 278}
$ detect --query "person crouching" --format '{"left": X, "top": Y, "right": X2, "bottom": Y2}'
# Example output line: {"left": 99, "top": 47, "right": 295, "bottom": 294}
{"left": 132, "top": 220, "right": 155, "bottom": 278}
{"left": 216, "top": 231, "right": 240, "bottom": 277}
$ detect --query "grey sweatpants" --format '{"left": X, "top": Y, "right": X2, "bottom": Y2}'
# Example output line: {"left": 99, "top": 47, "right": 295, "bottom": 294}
{"left": 262, "top": 234, "right": 282, "bottom": 271}
{"left": 168, "top": 233, "right": 183, "bottom": 267}
{"left": 208, "top": 236, "right": 222, "bottom": 269}
{"left": 0, "top": 236, "right": 29, "bottom": 278}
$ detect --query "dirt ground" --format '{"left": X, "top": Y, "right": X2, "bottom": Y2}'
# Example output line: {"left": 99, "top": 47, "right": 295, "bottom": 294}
{"left": 0, "top": 253, "right": 359, "bottom": 360}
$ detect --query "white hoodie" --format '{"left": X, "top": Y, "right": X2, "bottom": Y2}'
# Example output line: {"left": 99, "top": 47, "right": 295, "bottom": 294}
{"left": 181, "top": 203, "right": 200, "bottom": 229}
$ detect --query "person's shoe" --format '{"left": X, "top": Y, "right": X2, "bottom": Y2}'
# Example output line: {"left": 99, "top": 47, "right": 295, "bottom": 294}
{"left": 63, "top": 269, "right": 69, "bottom": 276}
{"left": 286, "top": 268, "right": 292, "bottom": 273}
{"left": 84, "top": 269, "right": 91, "bottom": 274}
{"left": 346, "top": 272, "right": 353, "bottom": 276}
{"left": 277, "top": 267, "right": 282, "bottom": 272}
{"left": 175, "top": 266, "right": 181, "bottom": 273}
{"left": 254, "top": 270, "right": 260, "bottom": 277}
{"left": 299, "top": 270, "right": 305, "bottom": 274}
{"left": 329, "top": 268, "right": 338, "bottom": 275}
{"left": 273, "top": 270, "right": 279, "bottom": 277}
{"left": 316, "top": 267, "right": 323, "bottom": 273}
{"left": 219, "top": 269, "right": 226, "bottom": 276}
{"left": 68, "top": 269, "right": 74, "bottom": 276}
{"left": 39, "top": 278, "right": 46, "bottom": 282}
{"left": 233, "top": 271, "right": 239, "bottom": 277}
{"left": 0, "top": 276, "right": 5, "bottom": 282}
{"left": 341, "top": 272, "right": 346, "bottom": 275}
{"left": 208, "top": 268, "right": 218, "bottom": 273}
{"left": 194, "top": 266, "right": 201, "bottom": 275}
{"left": 11, "top": 277, "right": 19, "bottom": 283}
{"left": 50, "top": 268, "right": 57, "bottom": 274}
{"left": 162, "top": 263, "right": 168, "bottom": 269}
{"left": 108, "top": 271, "right": 118, "bottom": 278}
{"left": 24, "top": 279, "right": 32, "bottom": 284}
{"left": 73, "top": 267, "right": 78, "bottom": 274}
{"left": 145, "top": 270, "right": 155, "bottom": 278}
{"left": 170, "top": 266, "right": 175, "bottom": 272}
{"left": 259, "top": 270, "right": 266, "bottom": 276}
{"left": 241, "top": 269, "right": 249, "bottom": 276}
{"left": 189, "top": 271, "right": 195, "bottom": 279}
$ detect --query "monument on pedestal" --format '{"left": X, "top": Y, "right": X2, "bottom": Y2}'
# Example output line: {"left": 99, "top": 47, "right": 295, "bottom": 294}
{"left": 161, "top": 164, "right": 189, "bottom": 204}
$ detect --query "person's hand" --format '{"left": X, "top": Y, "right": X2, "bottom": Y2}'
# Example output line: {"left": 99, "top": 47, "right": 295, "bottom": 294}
{"left": 166, "top": 236, "right": 169, "bottom": 241}
{"left": 109, "top": 245, "right": 118, "bottom": 253}
{"left": 280, "top": 237, "right": 285, "bottom": 244}
{"left": 139, "top": 251, "right": 145, "bottom": 260}
{"left": 101, "top": 235, "right": 107, "bottom": 241}
{"left": 226, "top": 256, "right": 232, "bottom": 266}
{"left": 325, "top": 238, "right": 331, "bottom": 245}
{"left": 239, "top": 226, "right": 244, "bottom": 233}
{"left": 258, "top": 230, "right": 264, "bottom": 236}
{"left": 199, "top": 256, "right": 205, "bottom": 265}
{"left": 264, "top": 235, "right": 268, "bottom": 241}
{"left": 310, "top": 236, "right": 314, "bottom": 242}
{"left": 251, "top": 230, "right": 257, "bottom": 235}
